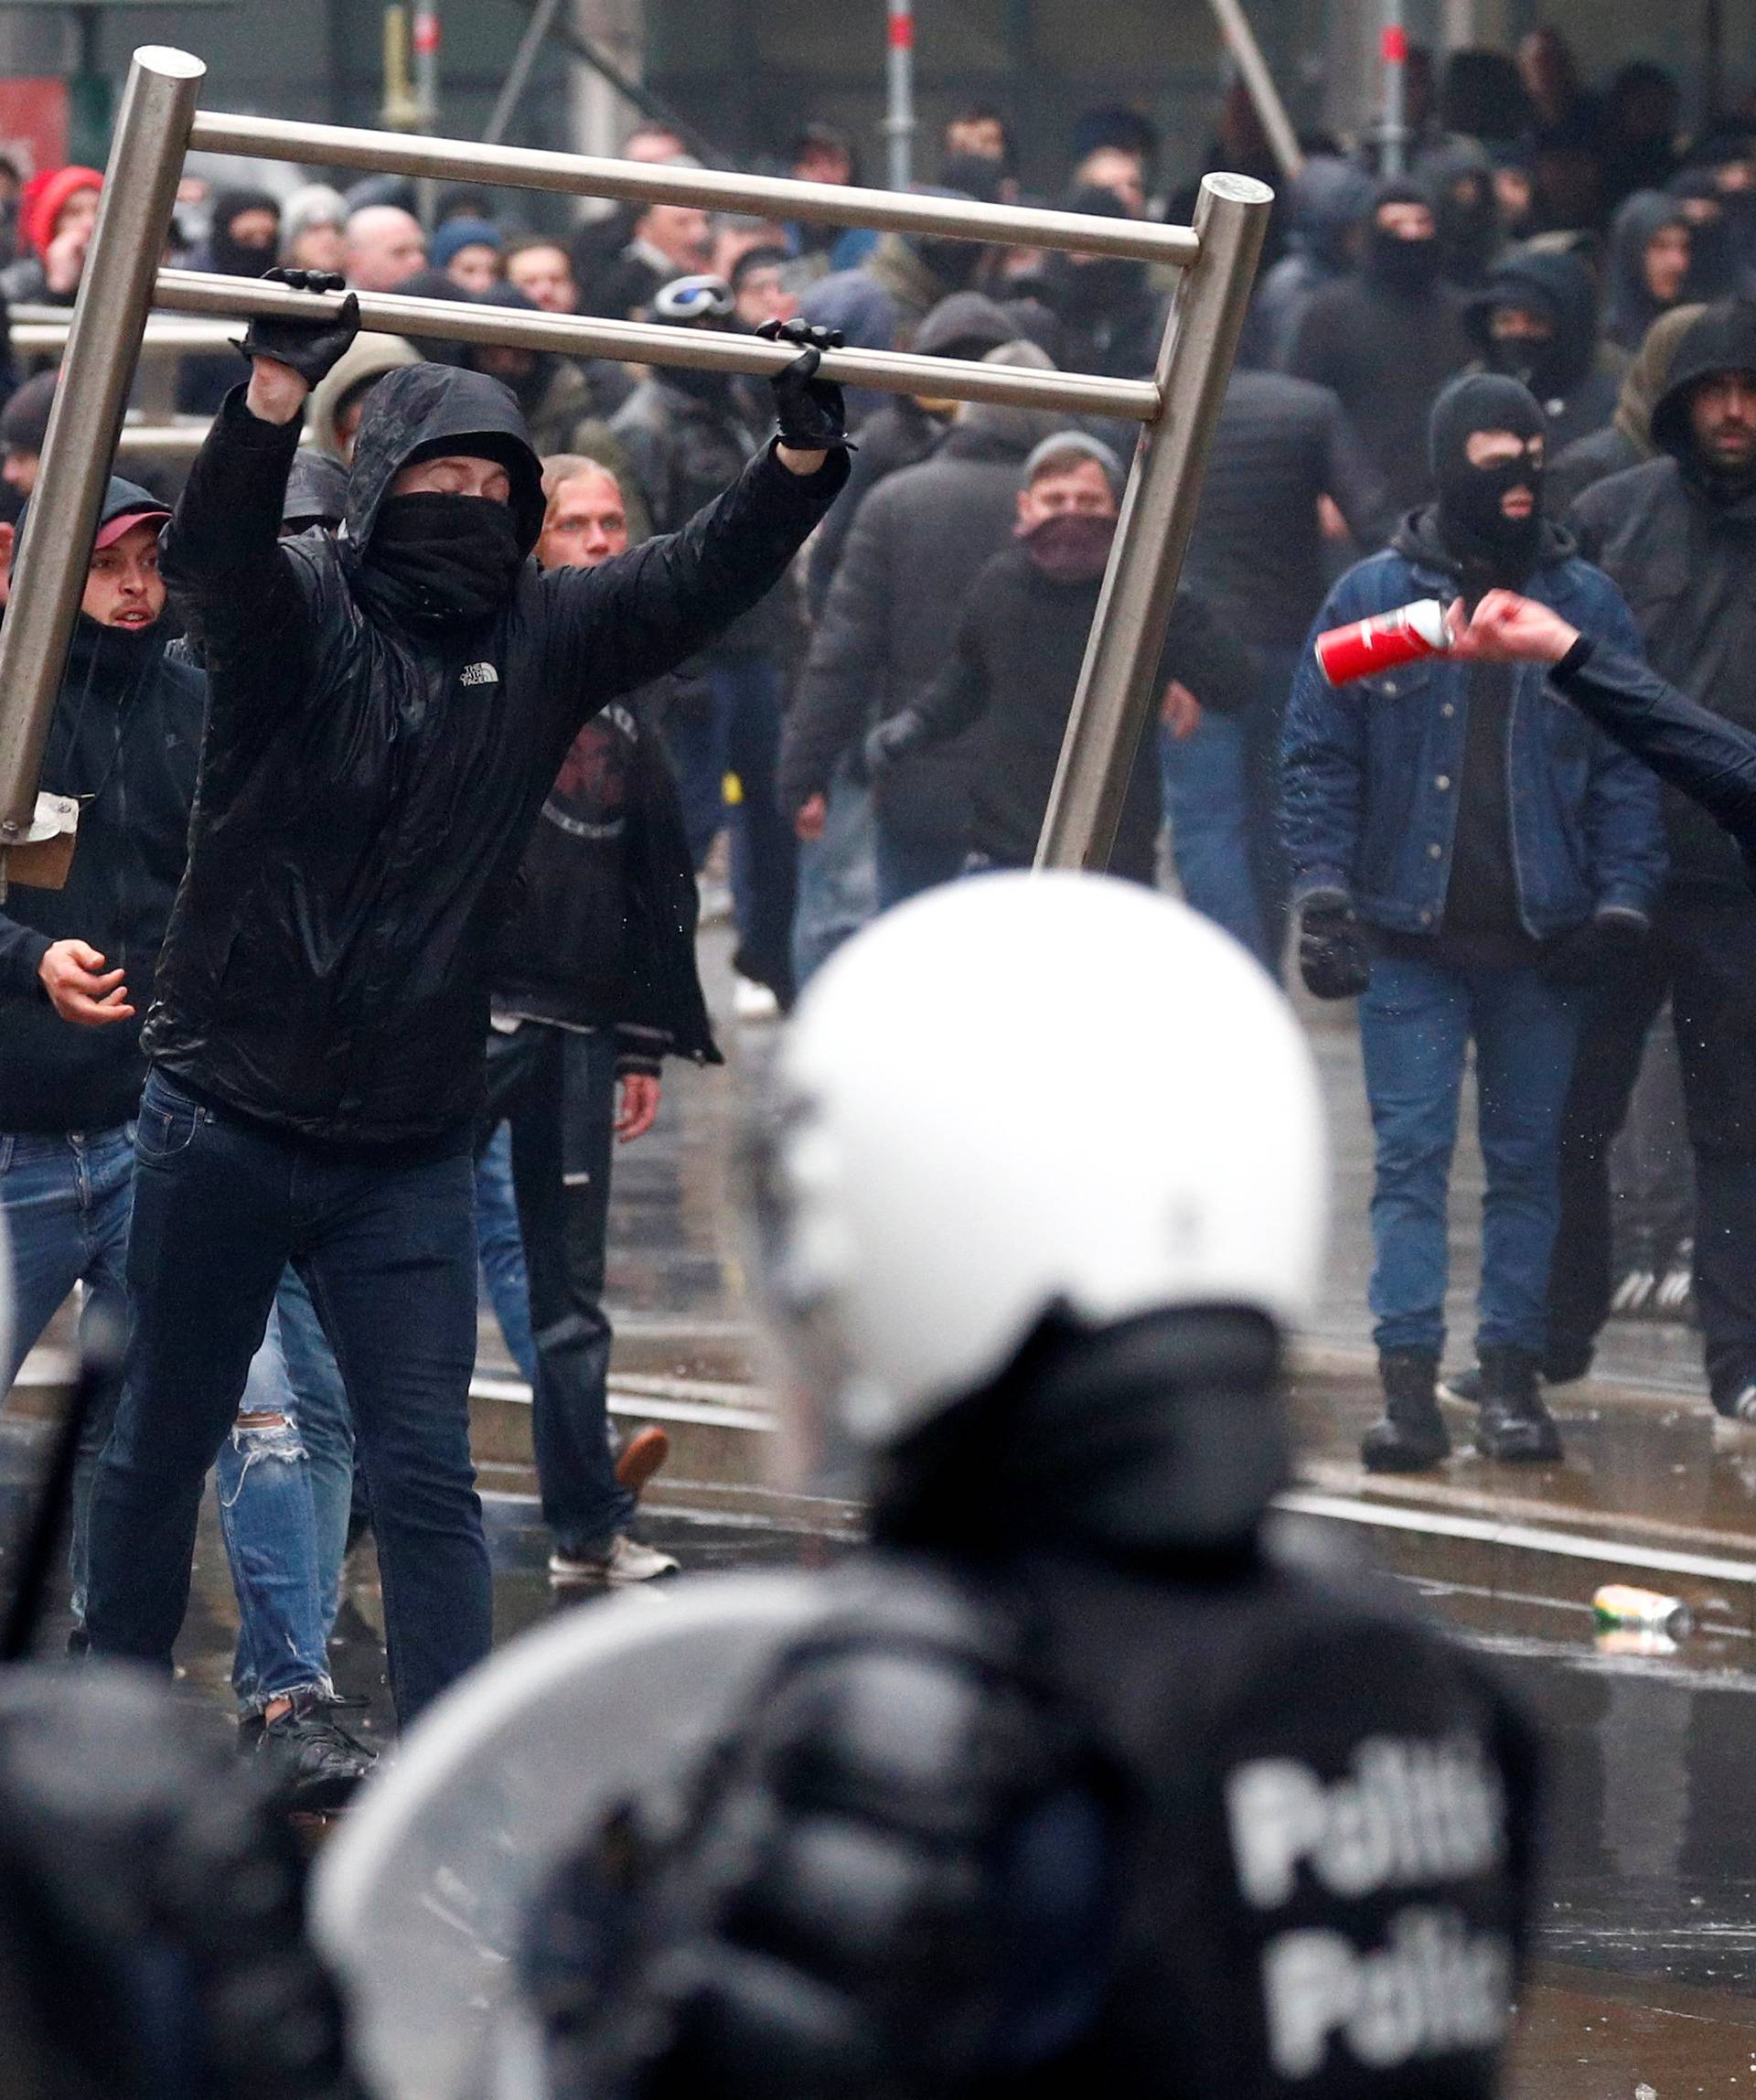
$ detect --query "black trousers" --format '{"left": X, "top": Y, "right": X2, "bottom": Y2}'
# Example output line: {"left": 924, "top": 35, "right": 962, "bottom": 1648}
{"left": 1550, "top": 886, "right": 1756, "bottom": 1406}
{"left": 479, "top": 1024, "right": 634, "bottom": 1553}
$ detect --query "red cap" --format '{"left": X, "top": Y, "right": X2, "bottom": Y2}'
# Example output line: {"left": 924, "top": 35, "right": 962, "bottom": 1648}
{"left": 94, "top": 506, "right": 170, "bottom": 551}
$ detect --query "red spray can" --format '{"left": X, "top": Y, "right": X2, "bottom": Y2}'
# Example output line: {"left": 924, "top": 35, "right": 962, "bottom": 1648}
{"left": 1314, "top": 599, "right": 1452, "bottom": 687}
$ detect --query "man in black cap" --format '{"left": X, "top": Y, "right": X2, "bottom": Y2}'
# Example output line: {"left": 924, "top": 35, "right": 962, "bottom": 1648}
{"left": 1542, "top": 298, "right": 1756, "bottom": 1419}
{"left": 1284, "top": 373, "right": 1665, "bottom": 1472}
{"left": 81, "top": 269, "right": 849, "bottom": 1722}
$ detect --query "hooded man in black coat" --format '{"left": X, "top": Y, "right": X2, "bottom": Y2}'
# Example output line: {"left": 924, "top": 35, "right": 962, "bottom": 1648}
{"left": 1543, "top": 296, "right": 1756, "bottom": 1416}
{"left": 81, "top": 269, "right": 849, "bottom": 1722}
{"left": 1286, "top": 179, "right": 1473, "bottom": 513}
{"left": 1463, "top": 250, "right": 1621, "bottom": 454}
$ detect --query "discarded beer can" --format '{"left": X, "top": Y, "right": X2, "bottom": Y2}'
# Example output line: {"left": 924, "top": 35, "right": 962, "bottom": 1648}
{"left": 1591, "top": 1583, "right": 1692, "bottom": 1640}
{"left": 1315, "top": 598, "right": 1452, "bottom": 687}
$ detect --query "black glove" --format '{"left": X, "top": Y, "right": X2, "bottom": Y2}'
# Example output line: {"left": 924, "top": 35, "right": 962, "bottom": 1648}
{"left": 1542, "top": 907, "right": 1647, "bottom": 987}
{"left": 758, "top": 316, "right": 849, "bottom": 452}
{"left": 1299, "top": 897, "right": 1372, "bottom": 1001}
{"left": 856, "top": 709, "right": 924, "bottom": 783}
{"left": 234, "top": 268, "right": 360, "bottom": 388}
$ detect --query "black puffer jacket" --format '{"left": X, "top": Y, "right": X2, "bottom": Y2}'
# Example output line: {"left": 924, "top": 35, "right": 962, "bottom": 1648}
{"left": 148, "top": 369, "right": 843, "bottom": 1151}
{"left": 0, "top": 482, "right": 204, "bottom": 1134}
{"left": 1183, "top": 370, "right": 1395, "bottom": 641}
{"left": 1568, "top": 298, "right": 1756, "bottom": 894}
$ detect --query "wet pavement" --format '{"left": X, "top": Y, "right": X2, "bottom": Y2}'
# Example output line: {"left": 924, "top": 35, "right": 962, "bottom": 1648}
{"left": 4, "top": 948, "right": 1754, "bottom": 2095}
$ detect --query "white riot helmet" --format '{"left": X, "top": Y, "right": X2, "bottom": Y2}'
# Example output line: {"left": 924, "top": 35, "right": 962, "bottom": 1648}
{"left": 751, "top": 872, "right": 1326, "bottom": 1451}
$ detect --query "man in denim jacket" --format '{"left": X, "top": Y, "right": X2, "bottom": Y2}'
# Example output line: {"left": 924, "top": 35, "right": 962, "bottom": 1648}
{"left": 1283, "top": 376, "right": 1665, "bottom": 1472}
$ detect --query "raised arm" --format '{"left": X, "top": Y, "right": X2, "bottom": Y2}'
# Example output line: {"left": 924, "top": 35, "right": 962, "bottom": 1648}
{"left": 537, "top": 442, "right": 848, "bottom": 727}
{"left": 540, "top": 323, "right": 852, "bottom": 733}
{"left": 158, "top": 270, "right": 359, "bottom": 705}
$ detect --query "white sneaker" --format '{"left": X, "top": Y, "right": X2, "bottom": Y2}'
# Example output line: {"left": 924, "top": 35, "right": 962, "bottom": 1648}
{"left": 732, "top": 974, "right": 779, "bottom": 1022}
{"left": 548, "top": 1535, "right": 680, "bottom": 1585}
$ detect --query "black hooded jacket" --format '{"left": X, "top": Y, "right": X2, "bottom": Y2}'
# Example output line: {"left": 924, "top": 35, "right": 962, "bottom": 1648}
{"left": 1286, "top": 229, "right": 1472, "bottom": 513}
{"left": 1602, "top": 190, "right": 1692, "bottom": 352}
{"left": 530, "top": 1311, "right": 1540, "bottom": 2100}
{"left": 1569, "top": 298, "right": 1756, "bottom": 892}
{"left": 0, "top": 478, "right": 205, "bottom": 1133}
{"left": 1462, "top": 251, "right": 1620, "bottom": 454}
{"left": 148, "top": 367, "right": 843, "bottom": 1150}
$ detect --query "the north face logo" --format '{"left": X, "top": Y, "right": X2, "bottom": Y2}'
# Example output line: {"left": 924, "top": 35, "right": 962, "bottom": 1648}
{"left": 459, "top": 662, "right": 499, "bottom": 687}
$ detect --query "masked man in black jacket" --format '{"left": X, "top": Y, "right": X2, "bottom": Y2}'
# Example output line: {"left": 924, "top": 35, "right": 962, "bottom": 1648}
{"left": 81, "top": 270, "right": 849, "bottom": 1721}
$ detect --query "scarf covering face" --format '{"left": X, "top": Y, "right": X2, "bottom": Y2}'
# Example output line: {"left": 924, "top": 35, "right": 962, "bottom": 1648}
{"left": 1429, "top": 371, "right": 1547, "bottom": 592}
{"left": 1018, "top": 509, "right": 1117, "bottom": 583}
{"left": 354, "top": 493, "right": 525, "bottom": 629}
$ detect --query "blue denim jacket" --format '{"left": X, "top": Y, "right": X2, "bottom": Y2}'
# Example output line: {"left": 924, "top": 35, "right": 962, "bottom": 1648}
{"left": 1281, "top": 534, "right": 1667, "bottom": 937}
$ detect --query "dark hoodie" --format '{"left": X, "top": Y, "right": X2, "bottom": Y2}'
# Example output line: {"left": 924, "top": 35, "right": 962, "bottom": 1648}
{"left": 1286, "top": 180, "right": 1472, "bottom": 511}
{"left": 1463, "top": 249, "right": 1620, "bottom": 453}
{"left": 150, "top": 369, "right": 844, "bottom": 1150}
{"left": 0, "top": 478, "right": 204, "bottom": 1133}
{"left": 1570, "top": 298, "right": 1756, "bottom": 890}
{"left": 806, "top": 290, "right": 1016, "bottom": 612}
{"left": 1419, "top": 138, "right": 1504, "bottom": 290}
{"left": 1550, "top": 299, "right": 1705, "bottom": 509}
{"left": 1251, "top": 156, "right": 1375, "bottom": 367}
{"left": 1602, "top": 190, "right": 1693, "bottom": 352}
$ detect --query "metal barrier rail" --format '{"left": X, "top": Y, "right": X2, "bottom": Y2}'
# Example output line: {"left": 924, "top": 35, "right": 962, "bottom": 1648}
{"left": 0, "top": 44, "right": 1271, "bottom": 888}
{"left": 187, "top": 110, "right": 1200, "bottom": 269}
{"left": 153, "top": 268, "right": 1160, "bottom": 422}
{"left": 12, "top": 313, "right": 237, "bottom": 357}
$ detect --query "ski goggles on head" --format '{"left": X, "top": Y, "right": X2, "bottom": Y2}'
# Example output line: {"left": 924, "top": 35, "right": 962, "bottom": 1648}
{"left": 652, "top": 273, "right": 735, "bottom": 323}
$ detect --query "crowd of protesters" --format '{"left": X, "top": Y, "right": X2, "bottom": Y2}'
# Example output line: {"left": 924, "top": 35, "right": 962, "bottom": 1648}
{"left": 3, "top": 27, "right": 1756, "bottom": 1808}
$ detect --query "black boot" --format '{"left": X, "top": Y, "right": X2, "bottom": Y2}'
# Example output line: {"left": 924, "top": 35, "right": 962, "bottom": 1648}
{"left": 1362, "top": 1348, "right": 1449, "bottom": 1472}
{"left": 1476, "top": 1345, "right": 1563, "bottom": 1462}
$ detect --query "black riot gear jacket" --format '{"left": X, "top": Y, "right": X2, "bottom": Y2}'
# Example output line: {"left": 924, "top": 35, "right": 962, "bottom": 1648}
{"left": 528, "top": 1308, "right": 1540, "bottom": 2100}
{"left": 148, "top": 368, "right": 844, "bottom": 1151}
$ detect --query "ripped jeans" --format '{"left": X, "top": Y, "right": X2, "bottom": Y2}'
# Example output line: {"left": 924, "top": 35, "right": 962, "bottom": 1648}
{"left": 214, "top": 1269, "right": 354, "bottom": 1715}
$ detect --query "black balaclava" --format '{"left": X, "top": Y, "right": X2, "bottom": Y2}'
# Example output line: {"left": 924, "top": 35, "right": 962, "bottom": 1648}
{"left": 206, "top": 188, "right": 281, "bottom": 278}
{"left": 358, "top": 436, "right": 529, "bottom": 630}
{"left": 1364, "top": 178, "right": 1443, "bottom": 295}
{"left": 470, "top": 283, "right": 558, "bottom": 418}
{"left": 1429, "top": 372, "right": 1547, "bottom": 592}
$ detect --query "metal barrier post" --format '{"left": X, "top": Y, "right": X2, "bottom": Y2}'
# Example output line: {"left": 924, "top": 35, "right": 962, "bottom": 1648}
{"left": 0, "top": 46, "right": 205, "bottom": 847}
{"left": 1034, "top": 173, "right": 1273, "bottom": 874}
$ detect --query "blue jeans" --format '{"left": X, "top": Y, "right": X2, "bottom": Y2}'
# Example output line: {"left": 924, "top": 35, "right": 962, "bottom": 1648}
{"left": 793, "top": 772, "right": 877, "bottom": 991}
{"left": 1359, "top": 957, "right": 1579, "bottom": 1357}
{"left": 669, "top": 653, "right": 798, "bottom": 1004}
{"left": 1161, "top": 643, "right": 1297, "bottom": 979}
{"left": 214, "top": 1267, "right": 356, "bottom": 1713}
{"left": 86, "top": 1070, "right": 491, "bottom": 1723}
{"left": 480, "top": 1025, "right": 633, "bottom": 1557}
{"left": 0, "top": 1124, "right": 134, "bottom": 1616}
{"left": 875, "top": 818, "right": 965, "bottom": 912}
{"left": 475, "top": 1121, "right": 539, "bottom": 1384}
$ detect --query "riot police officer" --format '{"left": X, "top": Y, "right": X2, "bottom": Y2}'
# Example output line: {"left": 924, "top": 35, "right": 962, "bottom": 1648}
{"left": 522, "top": 871, "right": 1541, "bottom": 2100}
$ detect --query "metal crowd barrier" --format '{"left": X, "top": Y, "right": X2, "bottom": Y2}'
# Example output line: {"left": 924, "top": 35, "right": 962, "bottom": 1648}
{"left": 0, "top": 44, "right": 1271, "bottom": 884}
